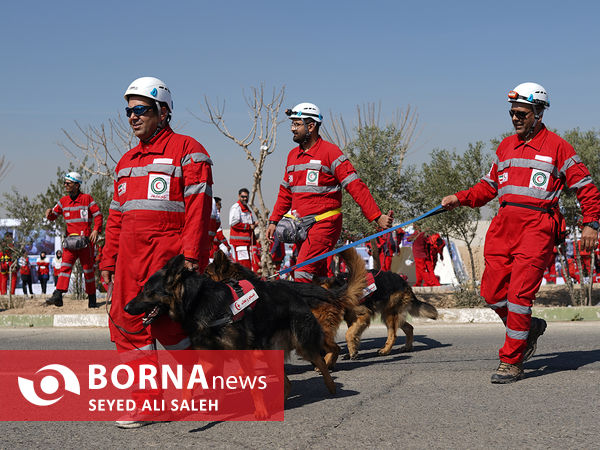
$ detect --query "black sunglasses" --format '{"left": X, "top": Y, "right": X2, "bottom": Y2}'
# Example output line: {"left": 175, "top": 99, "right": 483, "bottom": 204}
{"left": 509, "top": 110, "right": 530, "bottom": 120}
{"left": 125, "top": 105, "right": 154, "bottom": 117}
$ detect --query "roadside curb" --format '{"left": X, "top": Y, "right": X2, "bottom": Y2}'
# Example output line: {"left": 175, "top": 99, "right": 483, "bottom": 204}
{"left": 0, "top": 306, "right": 599, "bottom": 328}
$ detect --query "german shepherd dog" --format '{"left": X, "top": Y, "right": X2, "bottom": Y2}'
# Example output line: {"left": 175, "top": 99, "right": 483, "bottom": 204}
{"left": 206, "top": 249, "right": 367, "bottom": 370}
{"left": 320, "top": 269, "right": 438, "bottom": 359}
{"left": 125, "top": 254, "right": 337, "bottom": 400}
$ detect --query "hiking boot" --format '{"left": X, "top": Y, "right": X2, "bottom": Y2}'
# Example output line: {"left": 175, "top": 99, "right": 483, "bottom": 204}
{"left": 522, "top": 317, "right": 547, "bottom": 362}
{"left": 46, "top": 290, "right": 63, "bottom": 307}
{"left": 88, "top": 294, "right": 97, "bottom": 308}
{"left": 490, "top": 361, "right": 524, "bottom": 384}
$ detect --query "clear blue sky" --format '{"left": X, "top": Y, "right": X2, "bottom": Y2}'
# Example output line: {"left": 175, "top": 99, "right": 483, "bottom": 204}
{"left": 2, "top": 0, "right": 600, "bottom": 213}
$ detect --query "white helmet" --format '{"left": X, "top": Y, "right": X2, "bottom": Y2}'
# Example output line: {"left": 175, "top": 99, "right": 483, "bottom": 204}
{"left": 65, "top": 171, "right": 82, "bottom": 184}
{"left": 124, "top": 77, "right": 173, "bottom": 113}
{"left": 285, "top": 102, "right": 322, "bottom": 122}
{"left": 507, "top": 82, "right": 549, "bottom": 109}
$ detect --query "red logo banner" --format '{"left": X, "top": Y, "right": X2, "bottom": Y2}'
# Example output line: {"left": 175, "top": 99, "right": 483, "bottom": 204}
{"left": 0, "top": 350, "right": 284, "bottom": 421}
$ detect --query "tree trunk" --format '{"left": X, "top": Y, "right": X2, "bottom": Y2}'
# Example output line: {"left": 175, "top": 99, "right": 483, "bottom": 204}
{"left": 558, "top": 246, "right": 578, "bottom": 306}
{"left": 465, "top": 242, "right": 477, "bottom": 290}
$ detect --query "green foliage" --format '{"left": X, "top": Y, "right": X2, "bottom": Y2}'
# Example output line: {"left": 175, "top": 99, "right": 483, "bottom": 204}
{"left": 340, "top": 124, "right": 415, "bottom": 238}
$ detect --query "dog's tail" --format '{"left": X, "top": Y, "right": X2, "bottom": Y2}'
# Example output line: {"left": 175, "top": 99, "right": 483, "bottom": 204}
{"left": 407, "top": 292, "right": 438, "bottom": 320}
{"left": 338, "top": 248, "right": 367, "bottom": 308}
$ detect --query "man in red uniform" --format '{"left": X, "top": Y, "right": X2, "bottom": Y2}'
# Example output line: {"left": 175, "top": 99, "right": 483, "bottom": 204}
{"left": 442, "top": 82, "right": 600, "bottom": 383}
{"left": 0, "top": 234, "right": 18, "bottom": 295}
{"left": 377, "top": 229, "right": 399, "bottom": 271}
{"left": 266, "top": 102, "right": 392, "bottom": 282}
{"left": 100, "top": 77, "right": 213, "bottom": 428}
{"left": 229, "top": 188, "right": 256, "bottom": 269}
{"left": 45, "top": 172, "right": 102, "bottom": 307}
{"left": 409, "top": 226, "right": 440, "bottom": 286}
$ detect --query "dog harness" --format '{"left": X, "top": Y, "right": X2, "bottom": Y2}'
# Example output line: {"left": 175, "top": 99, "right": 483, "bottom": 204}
{"left": 360, "top": 272, "right": 377, "bottom": 303}
{"left": 209, "top": 280, "right": 259, "bottom": 327}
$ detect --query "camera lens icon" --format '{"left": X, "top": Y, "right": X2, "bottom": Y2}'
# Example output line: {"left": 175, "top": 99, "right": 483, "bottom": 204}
{"left": 18, "top": 364, "right": 80, "bottom": 406}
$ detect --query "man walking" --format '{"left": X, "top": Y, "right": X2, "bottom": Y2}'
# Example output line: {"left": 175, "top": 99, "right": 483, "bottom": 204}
{"left": 442, "top": 82, "right": 600, "bottom": 383}
{"left": 45, "top": 172, "right": 102, "bottom": 307}
{"left": 229, "top": 188, "right": 256, "bottom": 269}
{"left": 100, "top": 76, "right": 213, "bottom": 428}
{"left": 266, "top": 103, "right": 392, "bottom": 282}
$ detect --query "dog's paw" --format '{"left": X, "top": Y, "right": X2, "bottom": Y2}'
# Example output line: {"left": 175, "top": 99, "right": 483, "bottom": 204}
{"left": 397, "top": 345, "right": 412, "bottom": 353}
{"left": 377, "top": 348, "right": 392, "bottom": 356}
{"left": 253, "top": 407, "right": 270, "bottom": 420}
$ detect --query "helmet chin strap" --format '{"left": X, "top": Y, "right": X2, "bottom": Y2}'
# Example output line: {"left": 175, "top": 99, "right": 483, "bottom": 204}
{"left": 142, "top": 107, "right": 171, "bottom": 143}
{"left": 524, "top": 106, "right": 542, "bottom": 141}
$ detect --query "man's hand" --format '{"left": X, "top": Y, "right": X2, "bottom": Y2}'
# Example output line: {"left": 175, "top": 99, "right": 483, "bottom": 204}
{"left": 376, "top": 212, "right": 393, "bottom": 229}
{"left": 45, "top": 208, "right": 53, "bottom": 220}
{"left": 441, "top": 195, "right": 460, "bottom": 211}
{"left": 101, "top": 270, "right": 114, "bottom": 285}
{"left": 89, "top": 230, "right": 99, "bottom": 245}
{"left": 580, "top": 226, "right": 598, "bottom": 253}
{"left": 266, "top": 223, "right": 277, "bottom": 242}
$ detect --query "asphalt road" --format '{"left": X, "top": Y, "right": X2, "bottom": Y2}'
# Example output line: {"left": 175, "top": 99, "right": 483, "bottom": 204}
{"left": 0, "top": 323, "right": 599, "bottom": 449}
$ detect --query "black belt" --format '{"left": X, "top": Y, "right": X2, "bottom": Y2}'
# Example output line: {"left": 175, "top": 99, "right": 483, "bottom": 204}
{"left": 500, "top": 201, "right": 555, "bottom": 215}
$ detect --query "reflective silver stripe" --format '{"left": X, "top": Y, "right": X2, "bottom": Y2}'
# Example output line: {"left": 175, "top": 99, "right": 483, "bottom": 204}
{"left": 489, "top": 299, "right": 508, "bottom": 310}
{"left": 56, "top": 201, "right": 63, "bottom": 209}
{"left": 570, "top": 176, "right": 593, "bottom": 191}
{"left": 83, "top": 269, "right": 95, "bottom": 274}
{"left": 506, "top": 327, "right": 528, "bottom": 340}
{"left": 507, "top": 302, "right": 532, "bottom": 315}
{"left": 295, "top": 271, "right": 313, "bottom": 280}
{"left": 497, "top": 158, "right": 558, "bottom": 177}
{"left": 281, "top": 180, "right": 290, "bottom": 189}
{"left": 59, "top": 273, "right": 71, "bottom": 278}
{"left": 117, "top": 164, "right": 181, "bottom": 178}
{"left": 61, "top": 263, "right": 73, "bottom": 268}
{"left": 117, "top": 344, "right": 157, "bottom": 362}
{"left": 330, "top": 155, "right": 348, "bottom": 173}
{"left": 482, "top": 176, "right": 498, "bottom": 190}
{"left": 92, "top": 211, "right": 101, "bottom": 217}
{"left": 181, "top": 152, "right": 213, "bottom": 166}
{"left": 109, "top": 200, "right": 122, "bottom": 212}
{"left": 184, "top": 182, "right": 212, "bottom": 198}
{"left": 63, "top": 206, "right": 88, "bottom": 211}
{"left": 498, "top": 185, "right": 560, "bottom": 201}
{"left": 230, "top": 235, "right": 251, "bottom": 241}
{"left": 162, "top": 337, "right": 191, "bottom": 350}
{"left": 120, "top": 199, "right": 185, "bottom": 213}
{"left": 340, "top": 173, "right": 359, "bottom": 188}
{"left": 286, "top": 163, "right": 331, "bottom": 174}
{"left": 559, "top": 155, "right": 582, "bottom": 176}
{"left": 65, "top": 218, "right": 90, "bottom": 223}
{"left": 290, "top": 185, "right": 341, "bottom": 194}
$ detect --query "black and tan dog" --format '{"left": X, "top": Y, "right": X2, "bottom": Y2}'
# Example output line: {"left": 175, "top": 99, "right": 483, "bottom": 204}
{"left": 320, "top": 269, "right": 439, "bottom": 359}
{"left": 206, "top": 249, "right": 366, "bottom": 370}
{"left": 125, "top": 254, "right": 337, "bottom": 400}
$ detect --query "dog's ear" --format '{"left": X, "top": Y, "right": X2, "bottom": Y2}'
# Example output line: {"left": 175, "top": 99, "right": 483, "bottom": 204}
{"left": 214, "top": 250, "right": 229, "bottom": 274}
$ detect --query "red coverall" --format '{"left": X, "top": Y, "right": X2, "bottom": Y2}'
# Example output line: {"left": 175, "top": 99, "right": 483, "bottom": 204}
{"left": 229, "top": 201, "right": 255, "bottom": 269}
{"left": 210, "top": 229, "right": 230, "bottom": 259}
{"left": 412, "top": 232, "right": 439, "bottom": 286}
{"left": 377, "top": 231, "right": 398, "bottom": 272}
{"left": 48, "top": 193, "right": 102, "bottom": 295}
{"left": 270, "top": 138, "right": 381, "bottom": 282}
{"left": 0, "top": 251, "right": 18, "bottom": 295}
{"left": 455, "top": 126, "right": 600, "bottom": 364}
{"left": 429, "top": 233, "right": 445, "bottom": 278}
{"left": 100, "top": 126, "right": 213, "bottom": 403}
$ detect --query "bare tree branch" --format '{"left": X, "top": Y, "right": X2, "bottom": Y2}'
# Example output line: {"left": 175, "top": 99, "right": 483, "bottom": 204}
{"left": 201, "top": 84, "right": 286, "bottom": 276}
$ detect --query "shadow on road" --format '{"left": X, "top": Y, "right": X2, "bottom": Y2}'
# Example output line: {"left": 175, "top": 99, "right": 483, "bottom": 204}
{"left": 525, "top": 349, "right": 600, "bottom": 379}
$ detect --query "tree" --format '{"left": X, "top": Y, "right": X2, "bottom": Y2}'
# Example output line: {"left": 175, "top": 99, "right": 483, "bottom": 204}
{"left": 414, "top": 142, "right": 494, "bottom": 287}
{"left": 201, "top": 84, "right": 285, "bottom": 276}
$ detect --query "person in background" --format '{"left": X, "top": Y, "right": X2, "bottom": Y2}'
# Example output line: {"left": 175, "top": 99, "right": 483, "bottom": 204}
{"left": 229, "top": 188, "right": 257, "bottom": 269}
{"left": 38, "top": 251, "right": 51, "bottom": 294}
{"left": 52, "top": 250, "right": 62, "bottom": 286}
{"left": 19, "top": 256, "right": 33, "bottom": 297}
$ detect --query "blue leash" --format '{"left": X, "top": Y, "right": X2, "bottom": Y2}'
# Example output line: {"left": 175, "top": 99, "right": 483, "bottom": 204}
{"left": 278, "top": 205, "right": 446, "bottom": 277}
